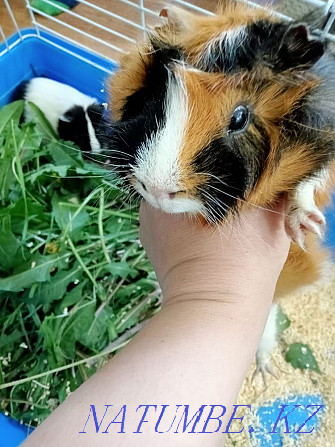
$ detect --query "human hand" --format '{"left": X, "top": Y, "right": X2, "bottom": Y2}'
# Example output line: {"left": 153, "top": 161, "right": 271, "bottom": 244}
{"left": 139, "top": 201, "right": 290, "bottom": 308}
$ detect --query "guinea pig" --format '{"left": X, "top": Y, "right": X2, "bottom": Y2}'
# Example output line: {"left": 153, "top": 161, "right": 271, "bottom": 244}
{"left": 106, "top": 1, "right": 335, "bottom": 379}
{"left": 20, "top": 77, "right": 106, "bottom": 153}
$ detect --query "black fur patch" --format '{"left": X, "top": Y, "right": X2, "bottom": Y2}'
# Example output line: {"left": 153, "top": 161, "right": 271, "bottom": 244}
{"left": 276, "top": 54, "right": 335, "bottom": 178}
{"left": 198, "top": 21, "right": 324, "bottom": 73}
{"left": 58, "top": 104, "right": 104, "bottom": 153}
{"left": 191, "top": 138, "right": 249, "bottom": 221}
{"left": 87, "top": 103, "right": 105, "bottom": 129}
{"left": 191, "top": 115, "right": 270, "bottom": 222}
{"left": 109, "top": 46, "right": 182, "bottom": 177}
{"left": 121, "top": 44, "right": 181, "bottom": 122}
{"left": 87, "top": 103, "right": 105, "bottom": 149}
{"left": 13, "top": 80, "right": 29, "bottom": 102}
{"left": 58, "top": 105, "right": 91, "bottom": 152}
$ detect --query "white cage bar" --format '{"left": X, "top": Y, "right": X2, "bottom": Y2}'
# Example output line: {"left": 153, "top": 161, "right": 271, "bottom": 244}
{"left": 1, "top": 0, "right": 335, "bottom": 71}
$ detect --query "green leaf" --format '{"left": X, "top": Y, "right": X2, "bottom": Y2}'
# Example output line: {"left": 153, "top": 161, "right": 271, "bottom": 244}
{"left": 116, "top": 291, "right": 155, "bottom": 332}
{"left": 276, "top": 306, "right": 291, "bottom": 334}
{"left": 26, "top": 102, "right": 57, "bottom": 140}
{"left": 35, "top": 266, "right": 82, "bottom": 310}
{"left": 0, "top": 100, "right": 24, "bottom": 134}
{"left": 39, "top": 315, "right": 66, "bottom": 368}
{"left": 0, "top": 253, "right": 62, "bottom": 292}
{"left": 8, "top": 197, "right": 45, "bottom": 219}
{"left": 52, "top": 194, "right": 89, "bottom": 237}
{"left": 105, "top": 261, "right": 138, "bottom": 280}
{"left": 60, "top": 301, "right": 96, "bottom": 357}
{"left": 105, "top": 218, "right": 133, "bottom": 237}
{"left": 61, "top": 281, "right": 86, "bottom": 308}
{"left": 285, "top": 343, "right": 320, "bottom": 373}
{"left": 0, "top": 329, "right": 23, "bottom": 349}
{"left": 6, "top": 197, "right": 47, "bottom": 234}
{"left": 0, "top": 230, "right": 19, "bottom": 271}
{"left": 0, "top": 97, "right": 157, "bottom": 427}
{"left": 27, "top": 164, "right": 70, "bottom": 183}
{"left": 48, "top": 140, "right": 83, "bottom": 168}
{"left": 19, "top": 124, "right": 44, "bottom": 162}
{"left": 0, "top": 158, "right": 16, "bottom": 201}
{"left": 31, "top": 0, "right": 70, "bottom": 16}
{"left": 77, "top": 306, "right": 117, "bottom": 350}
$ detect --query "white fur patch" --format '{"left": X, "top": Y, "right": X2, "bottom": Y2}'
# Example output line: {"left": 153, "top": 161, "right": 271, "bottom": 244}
{"left": 286, "top": 169, "right": 329, "bottom": 247}
{"left": 256, "top": 304, "right": 278, "bottom": 368}
{"left": 24, "top": 77, "right": 98, "bottom": 133}
{"left": 132, "top": 72, "right": 204, "bottom": 215}
{"left": 295, "top": 169, "right": 329, "bottom": 208}
{"left": 201, "top": 26, "right": 246, "bottom": 68}
{"left": 85, "top": 112, "right": 101, "bottom": 153}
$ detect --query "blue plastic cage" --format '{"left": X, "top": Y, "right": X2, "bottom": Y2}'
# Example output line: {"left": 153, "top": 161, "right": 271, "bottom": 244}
{"left": 0, "top": 29, "right": 116, "bottom": 107}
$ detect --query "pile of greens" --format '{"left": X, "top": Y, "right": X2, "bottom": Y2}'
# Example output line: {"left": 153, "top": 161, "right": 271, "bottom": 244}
{"left": 0, "top": 100, "right": 159, "bottom": 426}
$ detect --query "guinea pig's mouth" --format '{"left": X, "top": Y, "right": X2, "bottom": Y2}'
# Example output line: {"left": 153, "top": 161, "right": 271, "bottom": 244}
{"left": 131, "top": 177, "right": 205, "bottom": 215}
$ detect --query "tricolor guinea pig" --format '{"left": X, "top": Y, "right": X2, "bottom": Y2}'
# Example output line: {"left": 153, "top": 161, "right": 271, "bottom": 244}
{"left": 20, "top": 77, "right": 105, "bottom": 153}
{"left": 106, "top": 1, "right": 335, "bottom": 378}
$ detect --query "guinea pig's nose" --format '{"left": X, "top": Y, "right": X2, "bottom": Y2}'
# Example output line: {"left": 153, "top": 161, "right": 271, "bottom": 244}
{"left": 139, "top": 181, "right": 177, "bottom": 200}
{"left": 151, "top": 187, "right": 177, "bottom": 200}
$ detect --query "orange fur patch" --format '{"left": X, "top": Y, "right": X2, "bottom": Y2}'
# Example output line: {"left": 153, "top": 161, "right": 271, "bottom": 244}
{"left": 109, "top": 42, "right": 151, "bottom": 121}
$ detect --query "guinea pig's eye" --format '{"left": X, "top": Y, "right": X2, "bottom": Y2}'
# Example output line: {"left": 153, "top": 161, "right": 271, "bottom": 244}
{"left": 228, "top": 105, "right": 250, "bottom": 135}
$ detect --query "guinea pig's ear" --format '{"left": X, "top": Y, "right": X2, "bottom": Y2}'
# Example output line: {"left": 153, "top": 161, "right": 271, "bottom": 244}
{"left": 60, "top": 110, "right": 75, "bottom": 123}
{"left": 278, "top": 23, "right": 324, "bottom": 70}
{"left": 158, "top": 6, "right": 196, "bottom": 32}
{"left": 59, "top": 105, "right": 84, "bottom": 124}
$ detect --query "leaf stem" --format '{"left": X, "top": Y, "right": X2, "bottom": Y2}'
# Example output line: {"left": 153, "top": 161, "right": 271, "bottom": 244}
{"left": 99, "top": 188, "right": 111, "bottom": 265}
{"left": 66, "top": 238, "right": 99, "bottom": 290}
{"left": 61, "top": 187, "right": 106, "bottom": 241}
{"left": 0, "top": 340, "right": 129, "bottom": 390}
{"left": 11, "top": 121, "right": 29, "bottom": 241}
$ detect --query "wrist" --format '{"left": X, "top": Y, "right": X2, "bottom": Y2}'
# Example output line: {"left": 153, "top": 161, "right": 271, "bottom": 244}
{"left": 161, "top": 257, "right": 279, "bottom": 300}
{"left": 161, "top": 288, "right": 275, "bottom": 350}
{"left": 162, "top": 268, "right": 278, "bottom": 320}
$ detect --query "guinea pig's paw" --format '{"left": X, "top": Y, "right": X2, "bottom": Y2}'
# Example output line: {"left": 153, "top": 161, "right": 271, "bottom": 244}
{"left": 253, "top": 305, "right": 278, "bottom": 387}
{"left": 286, "top": 205, "right": 326, "bottom": 249}
{"left": 252, "top": 359, "right": 277, "bottom": 388}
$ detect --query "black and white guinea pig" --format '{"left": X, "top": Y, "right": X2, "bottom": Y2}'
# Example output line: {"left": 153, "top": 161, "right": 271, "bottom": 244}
{"left": 20, "top": 77, "right": 106, "bottom": 153}
{"left": 106, "top": 1, "right": 335, "bottom": 299}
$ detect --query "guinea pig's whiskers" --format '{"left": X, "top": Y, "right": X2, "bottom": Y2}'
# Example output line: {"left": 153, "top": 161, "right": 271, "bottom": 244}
{"left": 83, "top": 151, "right": 131, "bottom": 161}
{"left": 41, "top": 136, "right": 133, "bottom": 162}
{"left": 198, "top": 183, "right": 286, "bottom": 248}
{"left": 198, "top": 195, "right": 241, "bottom": 246}
{"left": 122, "top": 189, "right": 141, "bottom": 210}
{"left": 200, "top": 189, "right": 228, "bottom": 216}
{"left": 238, "top": 209, "right": 283, "bottom": 252}
{"left": 106, "top": 132, "right": 132, "bottom": 150}
{"left": 205, "top": 181, "right": 287, "bottom": 217}
{"left": 199, "top": 189, "right": 231, "bottom": 224}
{"left": 99, "top": 148, "right": 133, "bottom": 159}
{"left": 42, "top": 174, "right": 105, "bottom": 179}
{"left": 205, "top": 200, "right": 247, "bottom": 247}
{"left": 286, "top": 119, "right": 335, "bottom": 135}
{"left": 193, "top": 172, "right": 239, "bottom": 192}
{"left": 88, "top": 109, "right": 106, "bottom": 117}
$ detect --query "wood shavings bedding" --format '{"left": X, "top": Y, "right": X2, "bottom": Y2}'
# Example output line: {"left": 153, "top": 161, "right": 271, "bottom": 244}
{"left": 226, "top": 265, "right": 335, "bottom": 446}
